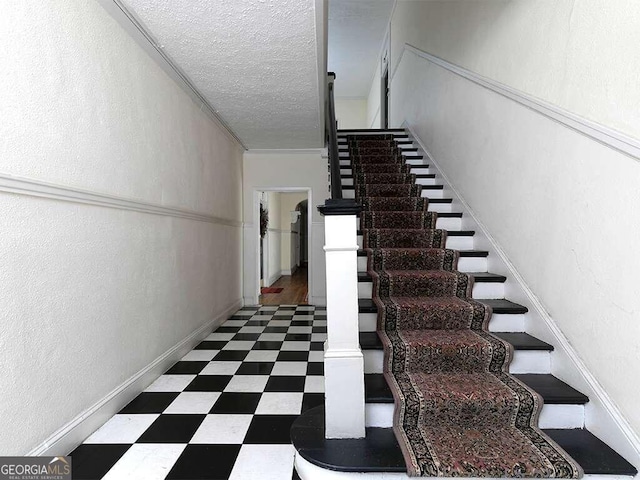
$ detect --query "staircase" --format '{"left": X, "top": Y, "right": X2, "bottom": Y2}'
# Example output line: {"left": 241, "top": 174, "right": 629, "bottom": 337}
{"left": 292, "top": 129, "right": 637, "bottom": 479}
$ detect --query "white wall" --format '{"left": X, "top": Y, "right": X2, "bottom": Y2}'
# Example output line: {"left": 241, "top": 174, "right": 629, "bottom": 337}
{"left": 264, "top": 192, "right": 282, "bottom": 286}
{"left": 0, "top": 1, "right": 243, "bottom": 454}
{"left": 366, "top": 58, "right": 382, "bottom": 128}
{"left": 243, "top": 151, "right": 329, "bottom": 305}
{"left": 334, "top": 98, "right": 368, "bottom": 129}
{"left": 279, "top": 192, "right": 308, "bottom": 274}
{"left": 389, "top": 0, "right": 640, "bottom": 139}
{"left": 389, "top": 0, "right": 640, "bottom": 455}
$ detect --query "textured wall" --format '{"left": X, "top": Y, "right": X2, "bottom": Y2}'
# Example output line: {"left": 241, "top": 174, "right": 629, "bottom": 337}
{"left": 0, "top": 1, "right": 243, "bottom": 454}
{"left": 390, "top": 0, "right": 640, "bottom": 139}
{"left": 391, "top": 34, "right": 640, "bottom": 436}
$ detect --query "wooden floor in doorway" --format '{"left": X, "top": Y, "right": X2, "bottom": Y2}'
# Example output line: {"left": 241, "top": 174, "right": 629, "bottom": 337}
{"left": 260, "top": 267, "right": 308, "bottom": 305}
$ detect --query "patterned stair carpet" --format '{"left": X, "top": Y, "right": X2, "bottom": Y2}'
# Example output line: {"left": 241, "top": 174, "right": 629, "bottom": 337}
{"left": 349, "top": 134, "right": 582, "bottom": 478}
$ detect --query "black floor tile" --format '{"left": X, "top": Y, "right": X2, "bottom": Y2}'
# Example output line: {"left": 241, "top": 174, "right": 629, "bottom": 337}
{"left": 213, "top": 350, "right": 249, "bottom": 361}
{"left": 252, "top": 341, "right": 283, "bottom": 350}
{"left": 263, "top": 326, "right": 289, "bottom": 333}
{"left": 277, "top": 351, "right": 309, "bottom": 362}
{"left": 210, "top": 393, "right": 262, "bottom": 414}
{"left": 310, "top": 342, "right": 324, "bottom": 351}
{"left": 245, "top": 320, "right": 271, "bottom": 326}
{"left": 236, "top": 362, "right": 275, "bottom": 375}
{"left": 184, "top": 375, "right": 232, "bottom": 392}
{"left": 302, "top": 393, "right": 324, "bottom": 413}
{"left": 290, "top": 321, "right": 314, "bottom": 326}
{"left": 215, "top": 326, "right": 241, "bottom": 333}
{"left": 137, "top": 414, "right": 205, "bottom": 443}
{"left": 306, "top": 363, "right": 324, "bottom": 376}
{"left": 232, "top": 333, "right": 262, "bottom": 341}
{"left": 278, "top": 306, "right": 297, "bottom": 311}
{"left": 285, "top": 333, "right": 312, "bottom": 341}
{"left": 265, "top": 376, "right": 306, "bottom": 392}
{"left": 272, "top": 314, "right": 295, "bottom": 319}
{"left": 244, "top": 415, "right": 298, "bottom": 444}
{"left": 194, "top": 341, "right": 227, "bottom": 350}
{"left": 312, "top": 326, "right": 327, "bottom": 333}
{"left": 167, "top": 444, "right": 241, "bottom": 479}
{"left": 119, "top": 392, "right": 180, "bottom": 414}
{"left": 70, "top": 444, "right": 131, "bottom": 480}
{"left": 165, "top": 361, "right": 209, "bottom": 375}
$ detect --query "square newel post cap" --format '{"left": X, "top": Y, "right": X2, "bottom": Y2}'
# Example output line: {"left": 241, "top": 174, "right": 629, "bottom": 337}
{"left": 317, "top": 198, "right": 362, "bottom": 216}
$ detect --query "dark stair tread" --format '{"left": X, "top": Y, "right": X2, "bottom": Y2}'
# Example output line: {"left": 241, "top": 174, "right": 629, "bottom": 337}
{"left": 429, "top": 198, "right": 452, "bottom": 203}
{"left": 459, "top": 249, "right": 489, "bottom": 257}
{"left": 340, "top": 173, "right": 435, "bottom": 179}
{"left": 514, "top": 374, "right": 589, "bottom": 404}
{"left": 291, "top": 407, "right": 407, "bottom": 472}
{"left": 357, "top": 271, "right": 505, "bottom": 283}
{"left": 437, "top": 212, "right": 462, "bottom": 217}
{"left": 339, "top": 147, "right": 418, "bottom": 152}
{"left": 361, "top": 331, "right": 551, "bottom": 352}
{"left": 338, "top": 164, "right": 431, "bottom": 170}
{"left": 366, "top": 373, "right": 587, "bottom": 405}
{"left": 338, "top": 128, "right": 406, "bottom": 132}
{"left": 339, "top": 154, "right": 425, "bottom": 160}
{"left": 480, "top": 299, "right": 529, "bottom": 314}
{"left": 360, "top": 332, "right": 382, "bottom": 350}
{"left": 292, "top": 408, "right": 637, "bottom": 476}
{"left": 364, "top": 374, "right": 394, "bottom": 403}
{"left": 493, "top": 332, "right": 553, "bottom": 351}
{"left": 545, "top": 429, "right": 637, "bottom": 475}
{"left": 359, "top": 298, "right": 528, "bottom": 315}
{"left": 447, "top": 230, "right": 475, "bottom": 236}
{"left": 345, "top": 183, "right": 441, "bottom": 191}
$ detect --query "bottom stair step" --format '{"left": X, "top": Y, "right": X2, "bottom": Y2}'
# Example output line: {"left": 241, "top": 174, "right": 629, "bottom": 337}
{"left": 292, "top": 406, "right": 638, "bottom": 476}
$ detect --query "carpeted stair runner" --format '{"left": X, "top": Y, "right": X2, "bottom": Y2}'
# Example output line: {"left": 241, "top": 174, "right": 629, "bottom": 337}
{"left": 349, "top": 134, "right": 583, "bottom": 478}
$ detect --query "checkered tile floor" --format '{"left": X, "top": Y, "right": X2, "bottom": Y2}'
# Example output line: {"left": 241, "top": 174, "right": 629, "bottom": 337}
{"left": 70, "top": 305, "right": 326, "bottom": 479}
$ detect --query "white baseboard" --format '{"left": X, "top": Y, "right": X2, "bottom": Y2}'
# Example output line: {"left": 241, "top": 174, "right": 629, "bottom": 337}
{"left": 27, "top": 298, "right": 242, "bottom": 456}
{"left": 281, "top": 269, "right": 293, "bottom": 275}
{"left": 405, "top": 123, "right": 640, "bottom": 471}
{"left": 266, "top": 272, "right": 282, "bottom": 288}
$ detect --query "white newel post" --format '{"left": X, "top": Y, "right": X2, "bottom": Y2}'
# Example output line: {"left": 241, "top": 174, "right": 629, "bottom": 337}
{"left": 319, "top": 202, "right": 366, "bottom": 439}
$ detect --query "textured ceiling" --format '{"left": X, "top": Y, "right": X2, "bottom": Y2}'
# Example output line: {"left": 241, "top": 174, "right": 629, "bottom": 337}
{"left": 328, "top": 0, "right": 394, "bottom": 98}
{"left": 120, "top": 0, "right": 323, "bottom": 149}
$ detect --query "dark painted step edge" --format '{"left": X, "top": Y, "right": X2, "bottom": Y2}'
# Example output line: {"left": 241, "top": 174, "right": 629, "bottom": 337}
{"left": 359, "top": 298, "right": 528, "bottom": 314}
{"left": 357, "top": 272, "right": 505, "bottom": 283}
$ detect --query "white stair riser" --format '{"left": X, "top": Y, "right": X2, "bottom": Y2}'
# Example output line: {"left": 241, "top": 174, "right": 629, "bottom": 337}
{"left": 358, "top": 312, "right": 526, "bottom": 333}
{"left": 363, "top": 349, "right": 550, "bottom": 375}
{"left": 357, "top": 235, "right": 471, "bottom": 250}
{"left": 357, "top": 256, "right": 487, "bottom": 274}
{"left": 364, "top": 403, "right": 584, "bottom": 429}
{"left": 357, "top": 281, "right": 504, "bottom": 300}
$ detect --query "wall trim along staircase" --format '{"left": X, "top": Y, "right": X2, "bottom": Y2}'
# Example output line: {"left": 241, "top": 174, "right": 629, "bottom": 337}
{"left": 0, "top": 173, "right": 242, "bottom": 227}
{"left": 404, "top": 123, "right": 640, "bottom": 471}
{"left": 27, "top": 299, "right": 242, "bottom": 457}
{"left": 396, "top": 44, "right": 640, "bottom": 161}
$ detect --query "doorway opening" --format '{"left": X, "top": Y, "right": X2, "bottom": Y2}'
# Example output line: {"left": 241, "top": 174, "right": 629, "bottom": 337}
{"left": 258, "top": 191, "right": 310, "bottom": 305}
{"left": 381, "top": 66, "right": 389, "bottom": 128}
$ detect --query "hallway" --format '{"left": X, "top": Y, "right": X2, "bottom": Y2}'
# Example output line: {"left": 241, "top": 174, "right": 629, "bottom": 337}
{"left": 260, "top": 267, "right": 309, "bottom": 306}
{"left": 69, "top": 305, "right": 326, "bottom": 479}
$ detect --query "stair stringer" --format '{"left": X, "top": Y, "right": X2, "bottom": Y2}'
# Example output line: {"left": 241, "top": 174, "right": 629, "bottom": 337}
{"left": 403, "top": 122, "right": 640, "bottom": 475}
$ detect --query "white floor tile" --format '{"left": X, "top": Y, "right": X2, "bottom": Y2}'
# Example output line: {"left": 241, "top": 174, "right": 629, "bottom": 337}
{"left": 229, "top": 445, "right": 295, "bottom": 480}
{"left": 232, "top": 311, "right": 255, "bottom": 316}
{"left": 190, "top": 414, "right": 253, "bottom": 444}
{"left": 181, "top": 350, "right": 218, "bottom": 361}
{"left": 164, "top": 392, "right": 221, "bottom": 414}
{"left": 297, "top": 306, "right": 315, "bottom": 311}
{"left": 271, "top": 362, "right": 308, "bottom": 376}
{"left": 315, "top": 320, "right": 327, "bottom": 326}
{"left": 200, "top": 361, "right": 241, "bottom": 375}
{"left": 102, "top": 443, "right": 185, "bottom": 480}
{"left": 223, "top": 320, "right": 248, "bottom": 327}
{"left": 206, "top": 332, "right": 235, "bottom": 341}
{"left": 304, "top": 376, "right": 325, "bottom": 393}
{"left": 84, "top": 414, "right": 159, "bottom": 443}
{"left": 292, "top": 315, "right": 315, "bottom": 320}
{"left": 251, "top": 314, "right": 274, "bottom": 320}
{"left": 244, "top": 350, "right": 279, "bottom": 362}
{"left": 145, "top": 375, "right": 195, "bottom": 392}
{"left": 267, "top": 320, "right": 291, "bottom": 327}
{"left": 222, "top": 340, "right": 256, "bottom": 350}
{"left": 224, "top": 375, "right": 269, "bottom": 392}
{"left": 308, "top": 351, "right": 324, "bottom": 362}
{"left": 258, "top": 333, "right": 287, "bottom": 341}
{"left": 259, "top": 306, "right": 279, "bottom": 311}
{"left": 255, "top": 393, "right": 303, "bottom": 415}
{"left": 311, "top": 333, "right": 327, "bottom": 342}
{"left": 238, "top": 326, "right": 266, "bottom": 333}
{"left": 287, "top": 326, "right": 313, "bottom": 334}
{"left": 281, "top": 341, "right": 311, "bottom": 351}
